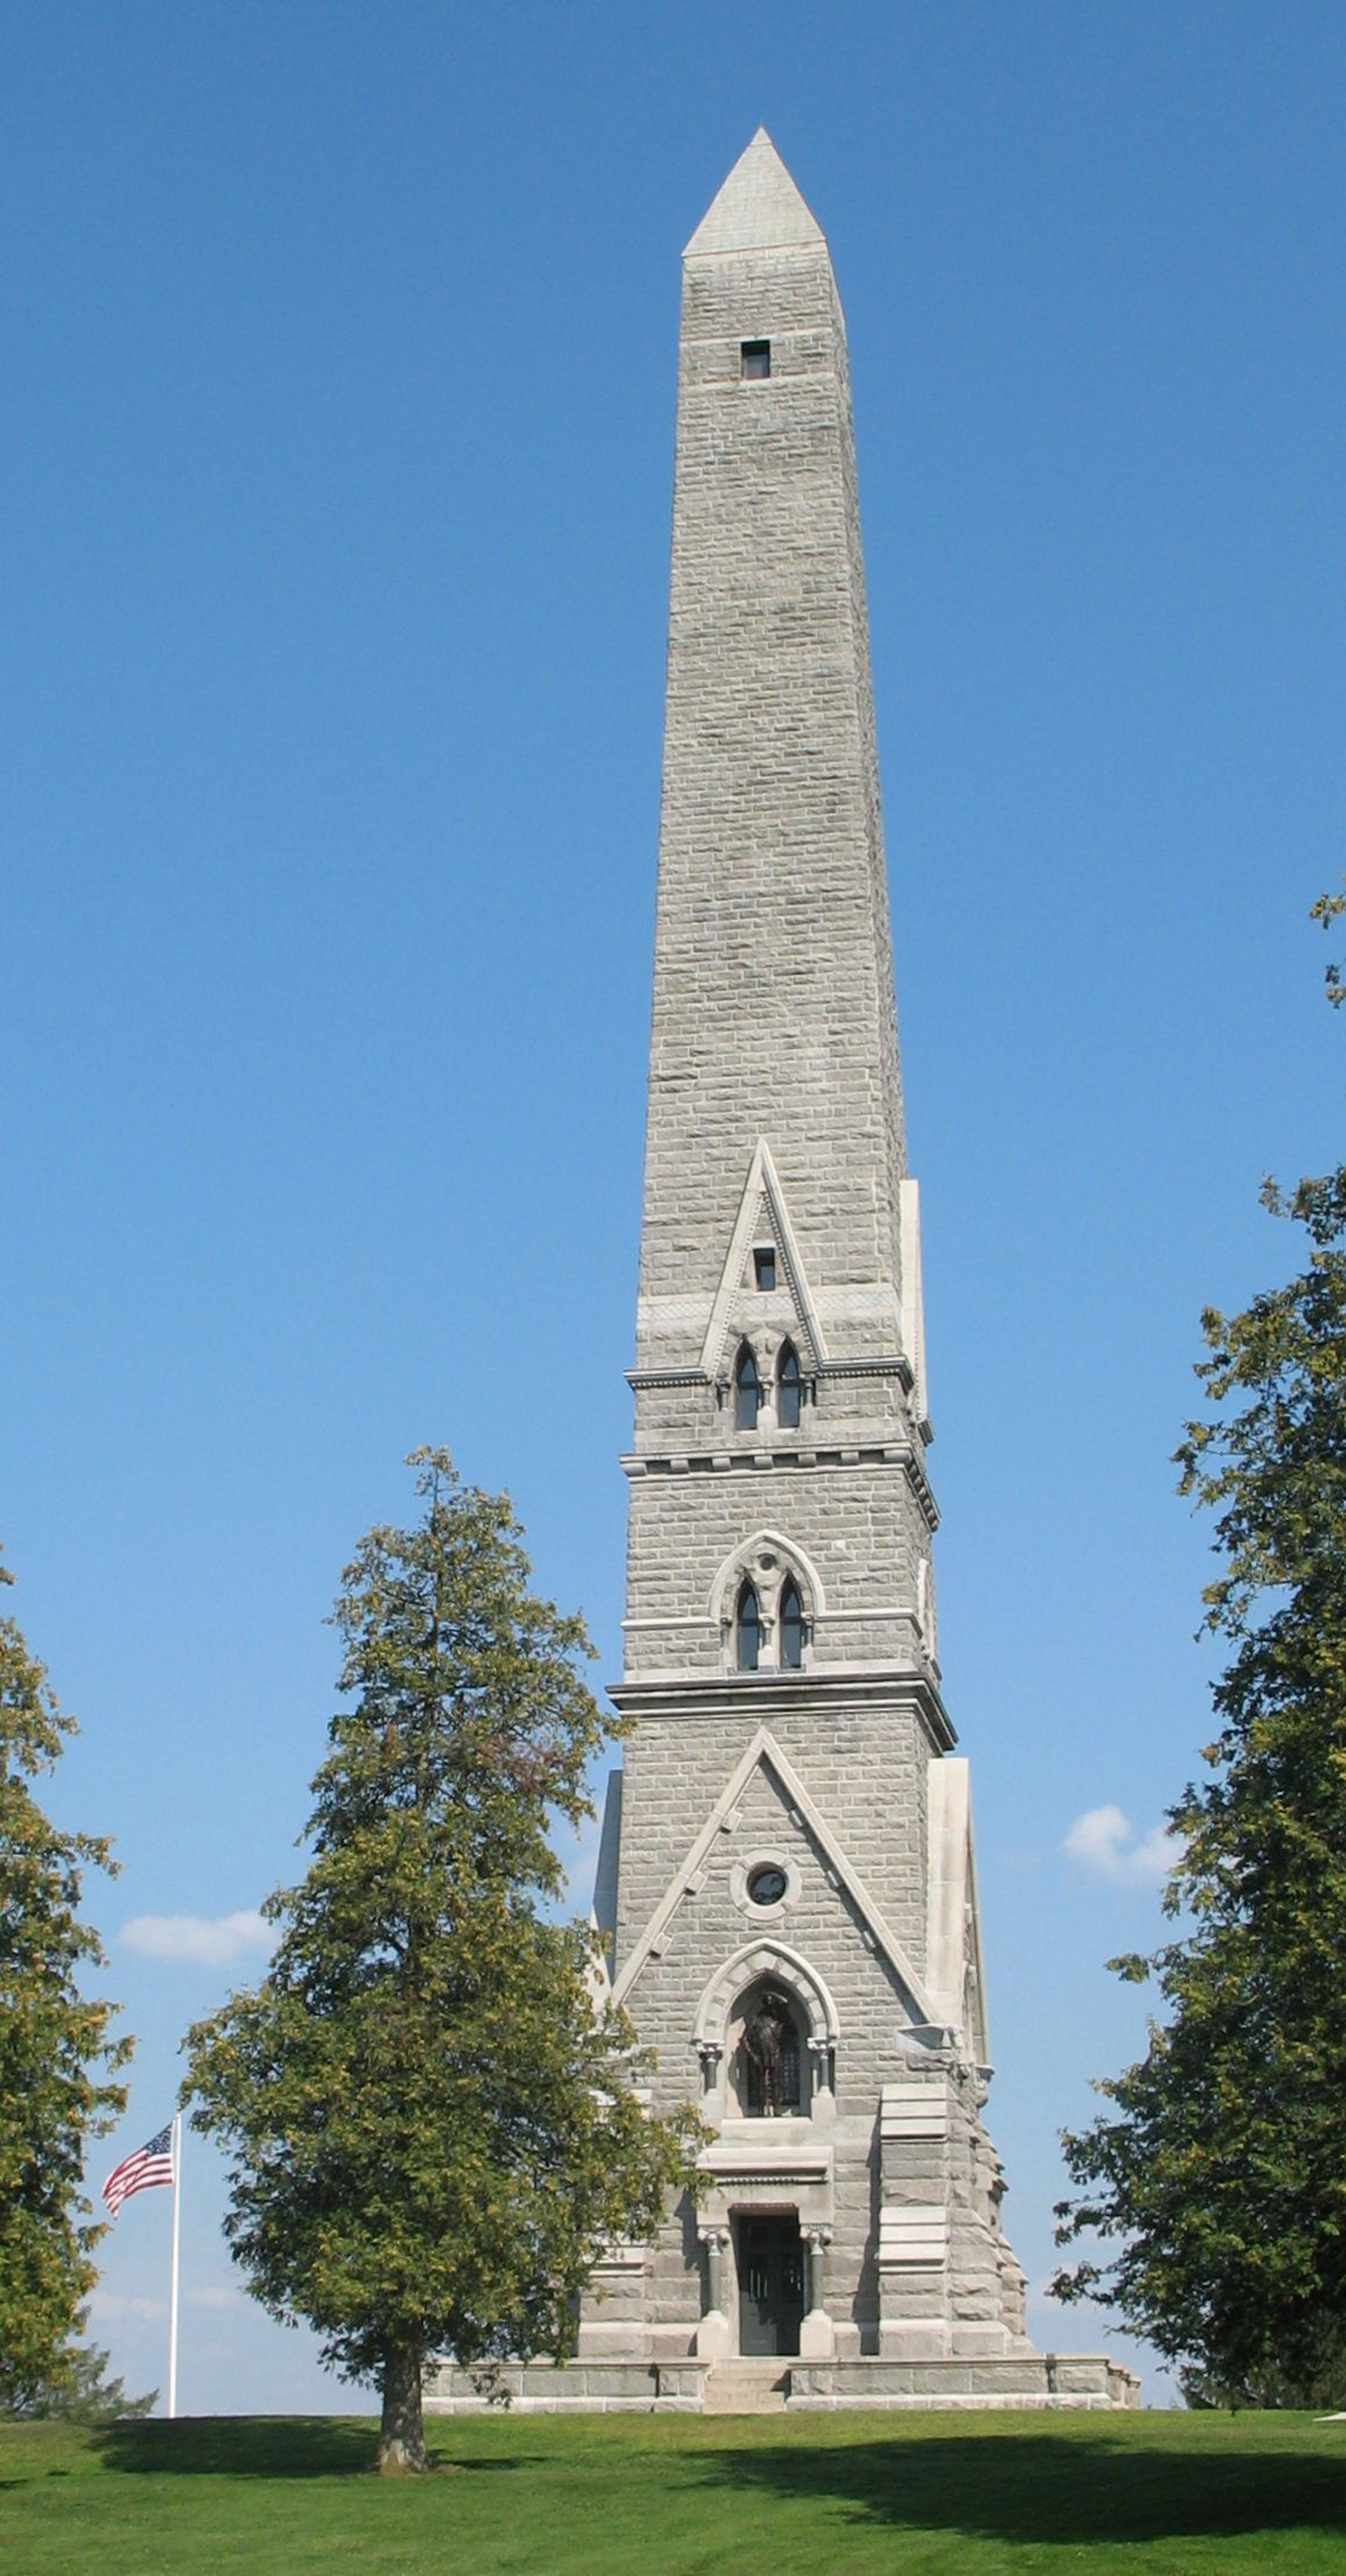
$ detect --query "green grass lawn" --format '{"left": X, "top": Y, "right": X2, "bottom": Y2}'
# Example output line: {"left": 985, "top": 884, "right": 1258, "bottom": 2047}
{"left": 3, "top": 2407, "right": 1345, "bottom": 2575}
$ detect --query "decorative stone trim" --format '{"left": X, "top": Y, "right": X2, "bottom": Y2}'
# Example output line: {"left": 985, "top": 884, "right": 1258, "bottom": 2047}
{"left": 698, "top": 1138, "right": 829, "bottom": 1380}
{"left": 587, "top": 2241, "right": 648, "bottom": 2280}
{"left": 698, "top": 2145, "right": 832, "bottom": 2189}
{"left": 620, "top": 1446, "right": 940, "bottom": 1532}
{"left": 729, "top": 1849, "right": 802, "bottom": 1923}
{"left": 608, "top": 1671, "right": 956, "bottom": 1758}
{"left": 879, "top": 2205, "right": 949, "bottom": 2268}
{"left": 707, "top": 1528, "right": 827, "bottom": 1621}
{"left": 881, "top": 2081, "right": 949, "bottom": 2142}
{"left": 693, "top": 1935, "right": 840, "bottom": 2052}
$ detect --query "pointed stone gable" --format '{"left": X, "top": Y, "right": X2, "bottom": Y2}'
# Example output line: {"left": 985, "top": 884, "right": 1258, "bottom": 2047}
{"left": 699, "top": 1140, "right": 827, "bottom": 1380}
{"left": 612, "top": 1724, "right": 940, "bottom": 2029}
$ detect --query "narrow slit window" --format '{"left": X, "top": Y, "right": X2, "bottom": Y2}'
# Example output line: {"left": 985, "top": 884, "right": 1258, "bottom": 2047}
{"left": 753, "top": 1246, "right": 776, "bottom": 1292}
{"left": 734, "top": 1342, "right": 761, "bottom": 1432}
{"left": 741, "top": 338, "right": 771, "bottom": 380}
{"left": 779, "top": 1578, "right": 804, "bottom": 1671}
{"left": 736, "top": 1581, "right": 761, "bottom": 1672}
{"left": 777, "top": 1341, "right": 801, "bottom": 1429}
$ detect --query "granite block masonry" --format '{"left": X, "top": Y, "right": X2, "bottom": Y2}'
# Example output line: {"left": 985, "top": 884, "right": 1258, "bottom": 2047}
{"left": 428, "top": 129, "right": 1136, "bottom": 2414}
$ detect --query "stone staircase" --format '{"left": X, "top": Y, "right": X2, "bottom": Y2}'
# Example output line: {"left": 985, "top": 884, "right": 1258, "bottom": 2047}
{"left": 702, "top": 2361, "right": 789, "bottom": 2415}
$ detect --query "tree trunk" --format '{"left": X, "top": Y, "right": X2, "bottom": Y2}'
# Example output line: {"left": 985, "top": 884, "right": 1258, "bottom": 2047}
{"left": 378, "top": 2344, "right": 429, "bottom": 2473}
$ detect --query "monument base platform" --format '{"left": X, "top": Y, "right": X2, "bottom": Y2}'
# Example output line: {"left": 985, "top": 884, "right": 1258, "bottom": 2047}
{"left": 426, "top": 2352, "right": 1139, "bottom": 2414}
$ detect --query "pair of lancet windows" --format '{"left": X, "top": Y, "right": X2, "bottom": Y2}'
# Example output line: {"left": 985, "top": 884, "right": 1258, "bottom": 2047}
{"left": 735, "top": 1574, "right": 805, "bottom": 1673}
{"left": 734, "top": 1340, "right": 802, "bottom": 1432}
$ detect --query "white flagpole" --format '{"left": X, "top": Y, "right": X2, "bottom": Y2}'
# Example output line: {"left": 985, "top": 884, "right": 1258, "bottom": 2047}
{"left": 167, "top": 2114, "right": 182, "bottom": 2421}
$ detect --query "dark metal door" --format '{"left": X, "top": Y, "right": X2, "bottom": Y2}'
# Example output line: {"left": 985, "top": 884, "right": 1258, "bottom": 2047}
{"left": 737, "top": 2215, "right": 804, "bottom": 2356}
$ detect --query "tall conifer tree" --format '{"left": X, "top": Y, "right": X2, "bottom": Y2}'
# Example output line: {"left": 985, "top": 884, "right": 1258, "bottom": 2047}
{"left": 185, "top": 1452, "right": 698, "bottom": 2470}
{"left": 0, "top": 1561, "right": 129, "bottom": 2410}
{"left": 1053, "top": 898, "right": 1346, "bottom": 2402}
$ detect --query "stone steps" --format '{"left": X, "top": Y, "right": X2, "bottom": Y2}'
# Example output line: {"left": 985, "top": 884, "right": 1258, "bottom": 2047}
{"left": 702, "top": 2361, "right": 789, "bottom": 2415}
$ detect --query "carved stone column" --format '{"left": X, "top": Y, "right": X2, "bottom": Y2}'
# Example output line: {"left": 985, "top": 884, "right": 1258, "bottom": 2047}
{"left": 695, "top": 2226, "right": 731, "bottom": 2360}
{"left": 799, "top": 2225, "right": 835, "bottom": 2360}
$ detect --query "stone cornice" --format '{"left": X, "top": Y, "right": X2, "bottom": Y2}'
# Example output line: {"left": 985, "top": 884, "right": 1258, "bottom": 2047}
{"left": 626, "top": 1353, "right": 917, "bottom": 1393}
{"left": 608, "top": 1665, "right": 956, "bottom": 1755}
{"left": 620, "top": 1442, "right": 939, "bottom": 1532}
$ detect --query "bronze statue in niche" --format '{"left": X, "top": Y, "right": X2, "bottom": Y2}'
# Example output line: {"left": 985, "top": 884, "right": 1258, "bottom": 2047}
{"left": 742, "top": 1987, "right": 801, "bottom": 2116}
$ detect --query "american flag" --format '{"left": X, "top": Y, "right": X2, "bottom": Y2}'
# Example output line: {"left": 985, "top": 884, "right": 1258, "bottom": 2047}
{"left": 102, "top": 2121, "right": 175, "bottom": 2219}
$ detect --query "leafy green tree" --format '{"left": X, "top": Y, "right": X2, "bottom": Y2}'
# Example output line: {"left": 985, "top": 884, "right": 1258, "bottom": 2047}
{"left": 0, "top": 1560, "right": 130, "bottom": 2412}
{"left": 1052, "top": 900, "right": 1346, "bottom": 2404}
{"left": 185, "top": 1450, "right": 699, "bottom": 2470}
{"left": 6, "top": 2328, "right": 155, "bottom": 2422}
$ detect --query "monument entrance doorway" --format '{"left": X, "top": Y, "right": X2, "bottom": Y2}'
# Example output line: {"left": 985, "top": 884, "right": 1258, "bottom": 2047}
{"left": 736, "top": 2214, "right": 804, "bottom": 2356}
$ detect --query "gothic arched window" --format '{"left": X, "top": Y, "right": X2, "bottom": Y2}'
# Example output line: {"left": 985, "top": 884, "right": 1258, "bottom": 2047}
{"left": 779, "top": 1577, "right": 804, "bottom": 1671}
{"left": 777, "top": 1341, "right": 802, "bottom": 1429}
{"left": 734, "top": 1342, "right": 761, "bottom": 1432}
{"left": 736, "top": 1580, "right": 761, "bottom": 1672}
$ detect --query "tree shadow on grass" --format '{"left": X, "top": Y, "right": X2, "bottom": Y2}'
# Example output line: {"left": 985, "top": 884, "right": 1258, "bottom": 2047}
{"left": 692, "top": 2429, "right": 1346, "bottom": 2550}
{"left": 91, "top": 2418, "right": 381, "bottom": 2479}
{"left": 90, "top": 2417, "right": 531, "bottom": 2481}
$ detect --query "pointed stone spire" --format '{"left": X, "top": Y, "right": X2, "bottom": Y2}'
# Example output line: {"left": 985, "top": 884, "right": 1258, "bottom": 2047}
{"left": 684, "top": 128, "right": 824, "bottom": 258}
{"left": 636, "top": 130, "right": 909, "bottom": 1387}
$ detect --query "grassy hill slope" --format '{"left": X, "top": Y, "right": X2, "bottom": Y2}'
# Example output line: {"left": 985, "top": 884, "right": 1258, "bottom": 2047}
{"left": 4, "top": 2407, "right": 1345, "bottom": 2573}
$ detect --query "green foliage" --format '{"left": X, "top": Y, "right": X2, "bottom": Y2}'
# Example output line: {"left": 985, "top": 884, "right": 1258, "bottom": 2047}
{"left": 184, "top": 1452, "right": 699, "bottom": 2461}
{"left": 1181, "top": 2329, "right": 1346, "bottom": 2413}
{"left": 7, "top": 2331, "right": 155, "bottom": 2422}
{"left": 1309, "top": 882, "right": 1346, "bottom": 1010}
{"left": 0, "top": 1561, "right": 129, "bottom": 2414}
{"left": 1053, "top": 895, "right": 1346, "bottom": 2404}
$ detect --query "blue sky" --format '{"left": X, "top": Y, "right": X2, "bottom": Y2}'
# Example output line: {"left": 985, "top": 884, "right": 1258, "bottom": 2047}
{"left": 4, "top": 2, "right": 1343, "bottom": 2412}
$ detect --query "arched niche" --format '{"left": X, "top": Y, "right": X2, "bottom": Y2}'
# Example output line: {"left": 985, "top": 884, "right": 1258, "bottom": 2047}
{"left": 695, "top": 1932, "right": 838, "bottom": 2062}
{"left": 695, "top": 1941, "right": 839, "bottom": 2118}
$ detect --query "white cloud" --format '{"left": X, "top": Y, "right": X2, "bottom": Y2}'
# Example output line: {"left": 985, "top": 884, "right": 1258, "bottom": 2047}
{"left": 1063, "top": 1804, "right": 1179, "bottom": 1887}
{"left": 91, "top": 2283, "right": 245, "bottom": 2323}
{"left": 90, "top": 2292, "right": 168, "bottom": 2323}
{"left": 119, "top": 1909, "right": 274, "bottom": 1968}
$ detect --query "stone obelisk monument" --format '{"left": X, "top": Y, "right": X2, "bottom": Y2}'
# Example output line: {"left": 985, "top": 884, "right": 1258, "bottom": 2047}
{"left": 430, "top": 132, "right": 1135, "bottom": 2413}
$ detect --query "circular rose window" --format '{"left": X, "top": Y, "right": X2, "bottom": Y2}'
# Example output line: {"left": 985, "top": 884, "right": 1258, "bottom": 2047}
{"left": 747, "top": 1863, "right": 789, "bottom": 1908}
